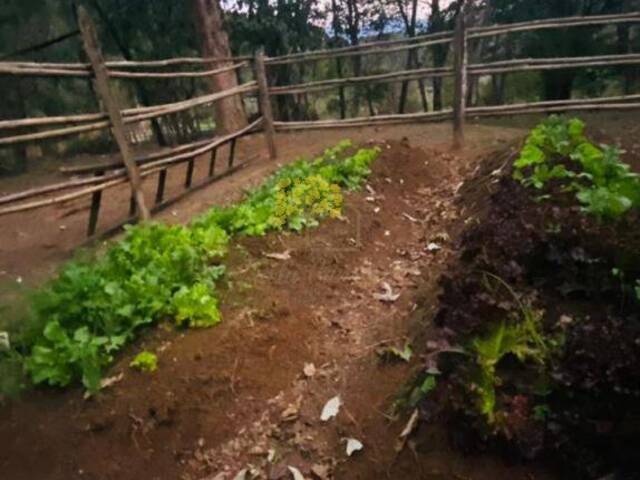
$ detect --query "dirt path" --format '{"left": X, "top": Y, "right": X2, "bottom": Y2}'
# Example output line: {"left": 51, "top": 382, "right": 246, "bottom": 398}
{"left": 0, "top": 136, "right": 558, "bottom": 480}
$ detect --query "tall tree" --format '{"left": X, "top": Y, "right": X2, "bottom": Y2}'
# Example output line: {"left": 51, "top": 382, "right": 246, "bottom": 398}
{"left": 428, "top": 0, "right": 460, "bottom": 110}
{"left": 192, "top": 0, "right": 247, "bottom": 133}
{"left": 395, "top": 0, "right": 429, "bottom": 113}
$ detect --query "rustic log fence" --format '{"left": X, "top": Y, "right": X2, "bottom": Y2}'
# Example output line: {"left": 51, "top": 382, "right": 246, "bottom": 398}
{"left": 266, "top": 10, "right": 640, "bottom": 143}
{"left": 1, "top": 9, "right": 639, "bottom": 239}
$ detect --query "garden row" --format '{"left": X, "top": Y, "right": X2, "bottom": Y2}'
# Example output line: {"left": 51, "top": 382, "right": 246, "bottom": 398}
{"left": 0, "top": 141, "right": 381, "bottom": 395}
{"left": 419, "top": 116, "right": 640, "bottom": 478}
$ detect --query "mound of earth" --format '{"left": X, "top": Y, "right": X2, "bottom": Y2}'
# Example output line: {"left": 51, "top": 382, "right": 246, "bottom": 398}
{"left": 424, "top": 139, "right": 640, "bottom": 478}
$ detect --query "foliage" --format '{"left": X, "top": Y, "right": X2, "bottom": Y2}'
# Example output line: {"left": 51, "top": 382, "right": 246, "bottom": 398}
{"left": 130, "top": 351, "right": 158, "bottom": 373}
{"left": 20, "top": 222, "right": 228, "bottom": 392}
{"left": 463, "top": 273, "right": 553, "bottom": 423}
{"left": 407, "top": 374, "right": 437, "bottom": 408}
{"left": 192, "top": 140, "right": 380, "bottom": 237}
{"left": 470, "top": 315, "right": 548, "bottom": 423}
{"left": 173, "top": 282, "right": 222, "bottom": 328}
{"left": 513, "top": 116, "right": 640, "bottom": 219}
{"left": 1, "top": 141, "right": 381, "bottom": 394}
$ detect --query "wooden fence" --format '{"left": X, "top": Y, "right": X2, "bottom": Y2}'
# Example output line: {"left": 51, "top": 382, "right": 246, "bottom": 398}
{"left": 1, "top": 8, "right": 639, "bottom": 239}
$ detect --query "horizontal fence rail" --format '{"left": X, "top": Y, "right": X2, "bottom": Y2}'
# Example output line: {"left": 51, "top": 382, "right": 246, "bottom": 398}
{"left": 468, "top": 11, "right": 640, "bottom": 39}
{"left": 0, "top": 58, "right": 249, "bottom": 80}
{"left": 264, "top": 12, "right": 640, "bottom": 65}
{"left": 269, "top": 53, "right": 640, "bottom": 97}
{"left": 0, "top": 82, "right": 258, "bottom": 146}
{"left": 269, "top": 66, "right": 454, "bottom": 95}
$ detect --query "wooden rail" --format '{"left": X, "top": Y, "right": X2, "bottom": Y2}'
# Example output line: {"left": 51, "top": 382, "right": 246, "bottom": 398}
{"left": 273, "top": 94, "right": 640, "bottom": 131}
{"left": 0, "top": 58, "right": 248, "bottom": 80}
{"left": 0, "top": 82, "right": 258, "bottom": 145}
{"left": 468, "top": 11, "right": 640, "bottom": 39}
{"left": 269, "top": 66, "right": 454, "bottom": 95}
{"left": 0, "top": 118, "right": 263, "bottom": 218}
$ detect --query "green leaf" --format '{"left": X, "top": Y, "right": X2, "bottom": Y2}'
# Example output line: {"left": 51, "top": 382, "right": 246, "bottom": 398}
{"left": 130, "top": 351, "right": 158, "bottom": 373}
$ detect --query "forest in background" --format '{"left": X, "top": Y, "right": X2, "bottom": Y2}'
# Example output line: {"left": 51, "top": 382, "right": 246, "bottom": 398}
{"left": 1, "top": 0, "right": 639, "bottom": 177}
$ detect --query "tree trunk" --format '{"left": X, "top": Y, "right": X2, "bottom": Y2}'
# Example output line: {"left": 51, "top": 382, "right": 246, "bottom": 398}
{"left": 192, "top": 0, "right": 247, "bottom": 134}
{"left": 617, "top": 23, "right": 638, "bottom": 94}
{"left": 433, "top": 77, "right": 443, "bottom": 111}
{"left": 542, "top": 70, "right": 575, "bottom": 101}
{"left": 430, "top": 0, "right": 448, "bottom": 111}
{"left": 491, "top": 74, "right": 506, "bottom": 105}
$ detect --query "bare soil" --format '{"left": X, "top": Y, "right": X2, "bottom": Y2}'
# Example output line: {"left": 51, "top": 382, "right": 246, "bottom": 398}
{"left": 0, "top": 125, "right": 557, "bottom": 480}
{"left": 3, "top": 113, "right": 636, "bottom": 480}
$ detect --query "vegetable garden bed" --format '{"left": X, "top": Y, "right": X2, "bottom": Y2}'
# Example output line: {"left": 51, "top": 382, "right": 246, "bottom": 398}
{"left": 419, "top": 117, "right": 640, "bottom": 478}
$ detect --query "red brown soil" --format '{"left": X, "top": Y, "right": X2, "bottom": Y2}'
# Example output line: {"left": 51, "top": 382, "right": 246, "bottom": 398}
{"left": 0, "top": 131, "right": 560, "bottom": 480}
{"left": 5, "top": 111, "right": 636, "bottom": 479}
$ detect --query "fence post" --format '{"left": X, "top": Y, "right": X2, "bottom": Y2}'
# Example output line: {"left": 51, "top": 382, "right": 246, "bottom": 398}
{"left": 254, "top": 50, "right": 277, "bottom": 160}
{"left": 452, "top": 8, "right": 469, "bottom": 150}
{"left": 77, "top": 6, "right": 150, "bottom": 220}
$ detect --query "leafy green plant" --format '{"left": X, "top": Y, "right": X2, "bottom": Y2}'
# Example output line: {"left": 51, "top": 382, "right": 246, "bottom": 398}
{"left": 513, "top": 116, "right": 640, "bottom": 219}
{"left": 130, "top": 351, "right": 158, "bottom": 372}
{"left": 172, "top": 282, "right": 221, "bottom": 328}
{"left": 408, "top": 374, "right": 437, "bottom": 407}
{"left": 270, "top": 175, "right": 343, "bottom": 231}
{"left": 470, "top": 274, "right": 553, "bottom": 423}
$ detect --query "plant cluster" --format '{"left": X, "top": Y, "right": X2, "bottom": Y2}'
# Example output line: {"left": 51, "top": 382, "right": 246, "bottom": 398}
{"left": 130, "top": 351, "right": 158, "bottom": 373}
{"left": 513, "top": 115, "right": 640, "bottom": 219}
{"left": 2, "top": 140, "right": 381, "bottom": 394}
{"left": 428, "top": 118, "right": 640, "bottom": 476}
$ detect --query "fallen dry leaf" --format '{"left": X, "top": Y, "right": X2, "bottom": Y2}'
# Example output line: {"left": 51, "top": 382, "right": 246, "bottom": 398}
{"left": 288, "top": 466, "right": 305, "bottom": 480}
{"left": 373, "top": 282, "right": 400, "bottom": 303}
{"left": 303, "top": 362, "right": 316, "bottom": 378}
{"left": 264, "top": 250, "right": 292, "bottom": 261}
{"left": 320, "top": 395, "right": 342, "bottom": 421}
{"left": 232, "top": 469, "right": 248, "bottom": 480}
{"left": 426, "top": 242, "right": 441, "bottom": 252}
{"left": 345, "top": 438, "right": 364, "bottom": 456}
{"left": 310, "top": 464, "right": 330, "bottom": 480}
{"left": 395, "top": 408, "right": 420, "bottom": 453}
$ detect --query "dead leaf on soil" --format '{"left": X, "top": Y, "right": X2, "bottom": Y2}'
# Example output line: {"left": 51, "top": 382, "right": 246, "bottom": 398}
{"left": 426, "top": 242, "right": 442, "bottom": 252}
{"left": 320, "top": 395, "right": 342, "bottom": 421}
{"left": 264, "top": 250, "right": 292, "bottom": 261}
{"left": 345, "top": 438, "right": 364, "bottom": 456}
{"left": 83, "top": 372, "right": 124, "bottom": 400}
{"left": 373, "top": 282, "right": 400, "bottom": 303}
{"left": 282, "top": 396, "right": 302, "bottom": 422}
{"left": 402, "top": 212, "right": 419, "bottom": 223}
{"left": 232, "top": 469, "right": 248, "bottom": 480}
{"left": 288, "top": 466, "right": 306, "bottom": 480}
{"left": 395, "top": 408, "right": 420, "bottom": 453}
{"left": 310, "top": 464, "right": 330, "bottom": 480}
{"left": 303, "top": 363, "right": 316, "bottom": 378}
{"left": 377, "top": 343, "right": 413, "bottom": 363}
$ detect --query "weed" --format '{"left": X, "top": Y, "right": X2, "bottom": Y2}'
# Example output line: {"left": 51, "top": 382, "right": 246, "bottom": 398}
{"left": 469, "top": 273, "right": 554, "bottom": 424}
{"left": 130, "top": 351, "right": 158, "bottom": 372}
